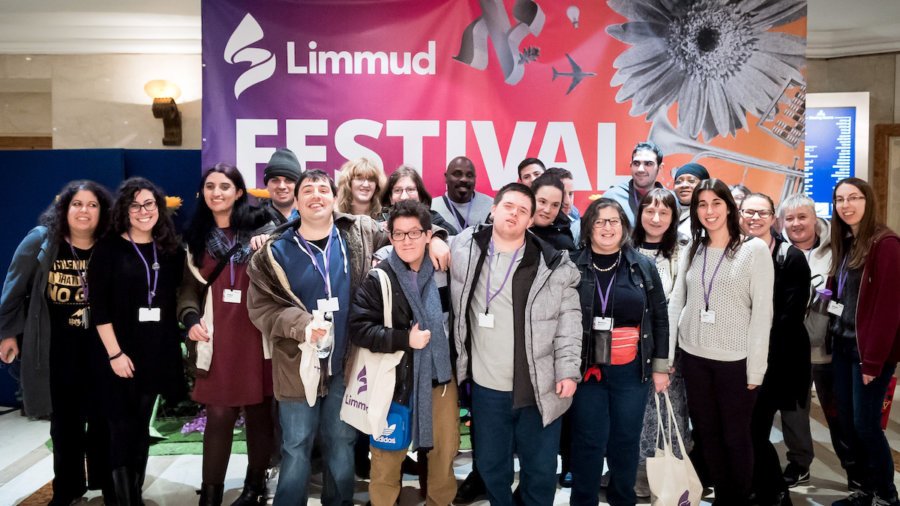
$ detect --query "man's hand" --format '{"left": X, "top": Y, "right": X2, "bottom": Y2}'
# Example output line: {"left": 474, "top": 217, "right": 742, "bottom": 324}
{"left": 0, "top": 337, "right": 18, "bottom": 364}
{"left": 429, "top": 238, "right": 451, "bottom": 271}
{"left": 747, "top": 384, "right": 759, "bottom": 390}
{"left": 556, "top": 379, "right": 576, "bottom": 398}
{"left": 188, "top": 320, "right": 211, "bottom": 342}
{"left": 409, "top": 323, "right": 431, "bottom": 350}
{"left": 863, "top": 374, "right": 876, "bottom": 385}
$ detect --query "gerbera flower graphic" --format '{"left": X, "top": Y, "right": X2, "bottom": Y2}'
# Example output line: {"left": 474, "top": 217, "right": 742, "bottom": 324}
{"left": 607, "top": 0, "right": 807, "bottom": 140}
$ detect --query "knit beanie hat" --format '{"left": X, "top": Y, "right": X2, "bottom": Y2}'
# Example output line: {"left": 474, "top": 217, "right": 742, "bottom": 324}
{"left": 264, "top": 148, "right": 302, "bottom": 184}
{"left": 674, "top": 162, "right": 710, "bottom": 181}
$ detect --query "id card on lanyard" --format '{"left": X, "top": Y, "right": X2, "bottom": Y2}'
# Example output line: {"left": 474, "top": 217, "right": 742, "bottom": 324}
{"left": 294, "top": 228, "right": 342, "bottom": 313}
{"left": 128, "top": 232, "right": 161, "bottom": 322}
{"left": 479, "top": 240, "right": 522, "bottom": 328}
{"left": 221, "top": 234, "right": 242, "bottom": 304}
{"left": 700, "top": 246, "right": 727, "bottom": 325}
{"left": 830, "top": 255, "right": 850, "bottom": 316}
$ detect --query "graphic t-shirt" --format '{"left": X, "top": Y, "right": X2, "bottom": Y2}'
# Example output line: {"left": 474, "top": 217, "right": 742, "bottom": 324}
{"left": 46, "top": 244, "right": 92, "bottom": 331}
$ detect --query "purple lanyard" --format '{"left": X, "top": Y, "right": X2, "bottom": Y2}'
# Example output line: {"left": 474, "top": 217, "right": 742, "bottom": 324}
{"left": 67, "top": 241, "right": 90, "bottom": 302}
{"left": 593, "top": 272, "right": 616, "bottom": 316}
{"left": 701, "top": 246, "right": 727, "bottom": 311}
{"left": 223, "top": 233, "right": 237, "bottom": 289}
{"left": 294, "top": 228, "right": 334, "bottom": 299}
{"left": 127, "top": 232, "right": 159, "bottom": 307}
{"left": 445, "top": 196, "right": 473, "bottom": 230}
{"left": 485, "top": 240, "right": 522, "bottom": 313}
{"left": 837, "top": 255, "right": 849, "bottom": 299}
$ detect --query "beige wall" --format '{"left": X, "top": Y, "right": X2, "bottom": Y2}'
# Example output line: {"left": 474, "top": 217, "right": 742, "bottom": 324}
{"left": 807, "top": 53, "right": 900, "bottom": 230}
{"left": 0, "top": 54, "right": 201, "bottom": 148}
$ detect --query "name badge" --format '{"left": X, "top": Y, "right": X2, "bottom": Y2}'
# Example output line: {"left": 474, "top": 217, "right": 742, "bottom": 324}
{"left": 593, "top": 317, "right": 613, "bottom": 331}
{"left": 223, "top": 289, "right": 242, "bottom": 304}
{"left": 827, "top": 301, "right": 844, "bottom": 317}
{"left": 139, "top": 307, "right": 161, "bottom": 322}
{"left": 477, "top": 312, "right": 495, "bottom": 329}
{"left": 700, "top": 309, "right": 716, "bottom": 324}
{"left": 318, "top": 297, "right": 340, "bottom": 313}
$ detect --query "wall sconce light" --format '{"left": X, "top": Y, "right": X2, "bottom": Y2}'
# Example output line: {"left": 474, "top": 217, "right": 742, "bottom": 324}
{"left": 144, "top": 80, "right": 182, "bottom": 146}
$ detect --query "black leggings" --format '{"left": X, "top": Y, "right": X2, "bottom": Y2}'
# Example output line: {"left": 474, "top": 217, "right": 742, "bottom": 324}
{"left": 202, "top": 397, "right": 275, "bottom": 485}
{"left": 108, "top": 392, "right": 156, "bottom": 473}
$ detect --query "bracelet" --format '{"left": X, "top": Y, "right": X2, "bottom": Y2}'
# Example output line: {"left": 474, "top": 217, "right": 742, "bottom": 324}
{"left": 108, "top": 351, "right": 124, "bottom": 361}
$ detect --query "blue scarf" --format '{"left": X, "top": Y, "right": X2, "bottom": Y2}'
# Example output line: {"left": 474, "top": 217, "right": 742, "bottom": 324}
{"left": 387, "top": 249, "right": 452, "bottom": 449}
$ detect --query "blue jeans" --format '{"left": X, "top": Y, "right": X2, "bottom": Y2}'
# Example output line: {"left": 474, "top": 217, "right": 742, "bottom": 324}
{"left": 832, "top": 338, "right": 897, "bottom": 497}
{"left": 570, "top": 359, "right": 647, "bottom": 506}
{"left": 471, "top": 383, "right": 562, "bottom": 506}
{"left": 274, "top": 375, "right": 357, "bottom": 506}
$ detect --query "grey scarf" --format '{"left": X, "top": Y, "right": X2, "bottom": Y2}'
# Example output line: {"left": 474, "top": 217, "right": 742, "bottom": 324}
{"left": 387, "top": 249, "right": 452, "bottom": 449}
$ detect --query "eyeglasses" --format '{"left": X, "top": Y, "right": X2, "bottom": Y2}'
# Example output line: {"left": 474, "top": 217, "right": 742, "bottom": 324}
{"left": 834, "top": 195, "right": 865, "bottom": 205}
{"left": 390, "top": 229, "right": 425, "bottom": 241}
{"left": 593, "top": 218, "right": 622, "bottom": 229}
{"left": 391, "top": 186, "right": 418, "bottom": 196}
{"left": 630, "top": 160, "right": 657, "bottom": 168}
{"left": 128, "top": 200, "right": 158, "bottom": 214}
{"left": 739, "top": 209, "right": 774, "bottom": 219}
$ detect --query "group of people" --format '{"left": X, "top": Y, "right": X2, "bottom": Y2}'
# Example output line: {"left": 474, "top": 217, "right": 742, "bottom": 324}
{"left": 0, "top": 141, "right": 897, "bottom": 506}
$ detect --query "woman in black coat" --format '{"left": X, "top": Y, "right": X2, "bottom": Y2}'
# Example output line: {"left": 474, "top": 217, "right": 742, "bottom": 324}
{"left": 740, "top": 193, "right": 811, "bottom": 506}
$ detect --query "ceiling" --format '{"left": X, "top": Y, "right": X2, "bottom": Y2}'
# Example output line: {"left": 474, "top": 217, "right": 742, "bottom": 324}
{"left": 0, "top": 0, "right": 897, "bottom": 58}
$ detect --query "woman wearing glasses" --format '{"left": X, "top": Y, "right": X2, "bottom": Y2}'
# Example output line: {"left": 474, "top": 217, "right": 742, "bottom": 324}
{"left": 568, "top": 198, "right": 669, "bottom": 506}
{"left": 739, "top": 193, "right": 810, "bottom": 506}
{"left": 667, "top": 179, "right": 774, "bottom": 505}
{"left": 826, "top": 177, "right": 900, "bottom": 506}
{"left": 336, "top": 157, "right": 387, "bottom": 219}
{"left": 89, "top": 177, "right": 185, "bottom": 505}
{"left": 179, "top": 164, "right": 275, "bottom": 506}
{"left": 0, "top": 181, "right": 114, "bottom": 506}
{"left": 377, "top": 165, "right": 458, "bottom": 235}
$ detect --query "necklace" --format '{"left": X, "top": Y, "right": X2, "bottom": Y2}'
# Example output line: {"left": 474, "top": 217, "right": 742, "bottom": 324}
{"left": 592, "top": 250, "right": 621, "bottom": 273}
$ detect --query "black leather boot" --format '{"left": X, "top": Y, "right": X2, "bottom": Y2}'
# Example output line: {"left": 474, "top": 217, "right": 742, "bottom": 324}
{"left": 198, "top": 483, "right": 224, "bottom": 506}
{"left": 229, "top": 468, "right": 267, "bottom": 506}
{"left": 112, "top": 467, "right": 136, "bottom": 506}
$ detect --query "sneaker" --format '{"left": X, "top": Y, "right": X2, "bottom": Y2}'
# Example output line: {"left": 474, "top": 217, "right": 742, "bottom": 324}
{"left": 848, "top": 477, "right": 864, "bottom": 493}
{"left": 453, "top": 470, "right": 486, "bottom": 504}
{"left": 782, "top": 463, "right": 810, "bottom": 488}
{"left": 832, "top": 490, "right": 873, "bottom": 506}
{"left": 873, "top": 493, "right": 900, "bottom": 506}
{"left": 558, "top": 472, "right": 572, "bottom": 488}
{"left": 600, "top": 471, "right": 609, "bottom": 488}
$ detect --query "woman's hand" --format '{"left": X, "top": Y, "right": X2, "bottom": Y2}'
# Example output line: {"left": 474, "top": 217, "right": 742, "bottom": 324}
{"left": 250, "top": 234, "right": 269, "bottom": 251}
{"left": 0, "top": 337, "right": 18, "bottom": 364}
{"left": 747, "top": 384, "right": 759, "bottom": 390}
{"left": 429, "top": 238, "right": 451, "bottom": 271}
{"left": 188, "top": 320, "right": 210, "bottom": 342}
{"left": 863, "top": 374, "right": 875, "bottom": 385}
{"left": 409, "top": 323, "right": 431, "bottom": 350}
{"left": 556, "top": 379, "right": 577, "bottom": 398}
{"left": 652, "top": 372, "right": 670, "bottom": 393}
{"left": 110, "top": 353, "right": 135, "bottom": 378}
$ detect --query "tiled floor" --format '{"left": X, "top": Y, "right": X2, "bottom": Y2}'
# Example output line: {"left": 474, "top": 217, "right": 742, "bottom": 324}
{"left": 2, "top": 389, "right": 900, "bottom": 506}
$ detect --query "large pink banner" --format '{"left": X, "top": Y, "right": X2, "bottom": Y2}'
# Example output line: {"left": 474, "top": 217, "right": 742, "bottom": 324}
{"left": 203, "top": 0, "right": 807, "bottom": 208}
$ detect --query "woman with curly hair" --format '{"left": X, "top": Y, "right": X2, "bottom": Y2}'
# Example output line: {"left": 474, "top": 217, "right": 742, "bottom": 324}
{"left": 0, "top": 180, "right": 114, "bottom": 506}
{"left": 89, "top": 177, "right": 185, "bottom": 505}
{"left": 179, "top": 164, "right": 275, "bottom": 506}
{"left": 336, "top": 157, "right": 387, "bottom": 218}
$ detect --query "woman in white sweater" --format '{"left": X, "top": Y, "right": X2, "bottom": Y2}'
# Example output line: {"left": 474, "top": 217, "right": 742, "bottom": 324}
{"left": 668, "top": 179, "right": 774, "bottom": 506}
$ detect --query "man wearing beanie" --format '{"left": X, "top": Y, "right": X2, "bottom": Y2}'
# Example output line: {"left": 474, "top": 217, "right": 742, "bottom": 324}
{"left": 672, "top": 162, "right": 709, "bottom": 239}
{"left": 264, "top": 148, "right": 303, "bottom": 224}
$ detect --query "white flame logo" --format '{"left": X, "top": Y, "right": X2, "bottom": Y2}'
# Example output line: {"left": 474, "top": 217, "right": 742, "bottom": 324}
{"left": 224, "top": 14, "right": 276, "bottom": 99}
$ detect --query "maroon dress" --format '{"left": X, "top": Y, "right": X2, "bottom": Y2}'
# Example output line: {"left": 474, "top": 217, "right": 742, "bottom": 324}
{"left": 191, "top": 251, "right": 273, "bottom": 407}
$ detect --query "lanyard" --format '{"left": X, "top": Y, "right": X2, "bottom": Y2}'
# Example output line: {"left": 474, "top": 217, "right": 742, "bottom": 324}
{"left": 127, "top": 232, "right": 159, "bottom": 307}
{"left": 837, "top": 255, "right": 849, "bottom": 299}
{"left": 485, "top": 240, "right": 522, "bottom": 313}
{"left": 294, "top": 227, "right": 335, "bottom": 299}
{"left": 67, "top": 240, "right": 91, "bottom": 302}
{"left": 222, "top": 233, "right": 237, "bottom": 289}
{"left": 701, "top": 246, "right": 727, "bottom": 311}
{"left": 594, "top": 272, "right": 616, "bottom": 316}
{"left": 445, "top": 195, "right": 473, "bottom": 230}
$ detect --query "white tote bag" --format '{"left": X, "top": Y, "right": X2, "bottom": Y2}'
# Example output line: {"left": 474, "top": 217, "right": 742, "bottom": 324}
{"left": 340, "top": 269, "right": 405, "bottom": 435}
{"left": 647, "top": 391, "right": 703, "bottom": 506}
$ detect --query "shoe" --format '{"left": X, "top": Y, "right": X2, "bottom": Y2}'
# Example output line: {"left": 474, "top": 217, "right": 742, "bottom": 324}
{"left": 848, "top": 477, "right": 864, "bottom": 493}
{"left": 198, "top": 483, "right": 224, "bottom": 506}
{"left": 634, "top": 464, "right": 650, "bottom": 498}
{"left": 832, "top": 490, "right": 873, "bottom": 506}
{"left": 782, "top": 463, "right": 809, "bottom": 488}
{"left": 230, "top": 468, "right": 267, "bottom": 506}
{"left": 558, "top": 472, "right": 572, "bottom": 488}
{"left": 873, "top": 493, "right": 900, "bottom": 506}
{"left": 600, "top": 471, "right": 609, "bottom": 488}
{"left": 47, "top": 494, "right": 83, "bottom": 506}
{"left": 453, "top": 470, "right": 487, "bottom": 504}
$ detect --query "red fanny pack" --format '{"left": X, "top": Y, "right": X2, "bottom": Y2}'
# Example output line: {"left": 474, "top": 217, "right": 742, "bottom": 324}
{"left": 610, "top": 326, "right": 639, "bottom": 365}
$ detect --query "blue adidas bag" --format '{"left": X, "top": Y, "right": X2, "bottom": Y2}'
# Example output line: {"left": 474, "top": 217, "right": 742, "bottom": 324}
{"left": 370, "top": 401, "right": 412, "bottom": 451}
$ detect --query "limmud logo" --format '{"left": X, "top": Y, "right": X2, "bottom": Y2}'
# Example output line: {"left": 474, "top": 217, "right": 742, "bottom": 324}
{"left": 287, "top": 41, "right": 435, "bottom": 75}
{"left": 357, "top": 366, "right": 368, "bottom": 395}
{"left": 343, "top": 393, "right": 368, "bottom": 412}
{"left": 224, "top": 13, "right": 276, "bottom": 99}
